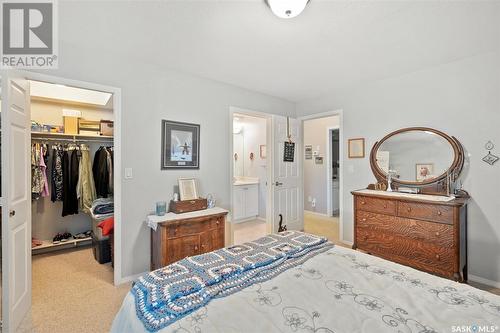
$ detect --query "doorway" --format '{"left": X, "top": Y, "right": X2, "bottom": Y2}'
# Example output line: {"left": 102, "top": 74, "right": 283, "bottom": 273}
{"left": 301, "top": 113, "right": 342, "bottom": 244}
{"left": 230, "top": 110, "right": 270, "bottom": 244}
{"left": 1, "top": 72, "right": 122, "bottom": 332}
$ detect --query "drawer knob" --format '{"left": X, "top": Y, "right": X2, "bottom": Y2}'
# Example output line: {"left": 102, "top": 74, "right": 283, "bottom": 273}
{"left": 437, "top": 211, "right": 442, "bottom": 216}
{"left": 435, "top": 232, "right": 440, "bottom": 237}
{"left": 407, "top": 207, "right": 412, "bottom": 212}
{"left": 362, "top": 218, "right": 367, "bottom": 222}
{"left": 363, "top": 235, "right": 368, "bottom": 241}
{"left": 383, "top": 204, "right": 387, "bottom": 209}
{"left": 216, "top": 220, "right": 220, "bottom": 225}
{"left": 435, "top": 254, "right": 440, "bottom": 260}
{"left": 194, "top": 246, "right": 199, "bottom": 251}
{"left": 361, "top": 201, "right": 366, "bottom": 205}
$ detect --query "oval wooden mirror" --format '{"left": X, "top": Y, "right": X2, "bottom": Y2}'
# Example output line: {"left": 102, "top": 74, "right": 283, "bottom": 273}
{"left": 370, "top": 127, "right": 464, "bottom": 187}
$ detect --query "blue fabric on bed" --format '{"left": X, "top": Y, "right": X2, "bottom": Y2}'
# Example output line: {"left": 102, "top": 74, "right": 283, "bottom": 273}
{"left": 132, "top": 231, "right": 333, "bottom": 332}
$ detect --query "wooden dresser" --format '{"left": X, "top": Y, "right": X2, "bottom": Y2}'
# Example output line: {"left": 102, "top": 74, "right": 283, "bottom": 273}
{"left": 352, "top": 190, "right": 467, "bottom": 281}
{"left": 150, "top": 208, "right": 228, "bottom": 271}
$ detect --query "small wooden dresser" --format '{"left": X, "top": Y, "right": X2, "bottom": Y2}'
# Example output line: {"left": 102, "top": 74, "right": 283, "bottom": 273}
{"left": 150, "top": 208, "right": 228, "bottom": 271}
{"left": 352, "top": 190, "right": 467, "bottom": 281}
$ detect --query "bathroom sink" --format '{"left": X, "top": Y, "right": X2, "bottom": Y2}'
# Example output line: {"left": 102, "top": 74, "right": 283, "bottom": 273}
{"left": 353, "top": 189, "right": 455, "bottom": 202}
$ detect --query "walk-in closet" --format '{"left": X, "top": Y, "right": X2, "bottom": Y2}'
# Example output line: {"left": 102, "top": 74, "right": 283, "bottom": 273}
{"left": 28, "top": 80, "right": 117, "bottom": 327}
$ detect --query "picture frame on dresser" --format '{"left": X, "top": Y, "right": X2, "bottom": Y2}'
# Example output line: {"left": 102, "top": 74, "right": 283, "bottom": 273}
{"left": 161, "top": 120, "right": 200, "bottom": 169}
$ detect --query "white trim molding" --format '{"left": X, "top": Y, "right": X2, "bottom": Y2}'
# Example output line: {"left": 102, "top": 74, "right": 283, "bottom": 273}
{"left": 469, "top": 274, "right": 500, "bottom": 289}
{"left": 304, "top": 210, "right": 330, "bottom": 218}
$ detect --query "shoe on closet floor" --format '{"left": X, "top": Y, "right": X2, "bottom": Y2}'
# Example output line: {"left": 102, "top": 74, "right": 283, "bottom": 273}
{"left": 52, "top": 233, "right": 63, "bottom": 244}
{"left": 60, "top": 232, "right": 72, "bottom": 242}
{"left": 73, "top": 232, "right": 87, "bottom": 239}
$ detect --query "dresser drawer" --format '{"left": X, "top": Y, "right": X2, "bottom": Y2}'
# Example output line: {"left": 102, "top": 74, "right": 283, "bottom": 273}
{"left": 356, "top": 196, "right": 396, "bottom": 215}
{"left": 166, "top": 219, "right": 213, "bottom": 238}
{"left": 356, "top": 228, "right": 454, "bottom": 274}
{"left": 398, "top": 202, "right": 453, "bottom": 224}
{"left": 356, "top": 211, "right": 453, "bottom": 247}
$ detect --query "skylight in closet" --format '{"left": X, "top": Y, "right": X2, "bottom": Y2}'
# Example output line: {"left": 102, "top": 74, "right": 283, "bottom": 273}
{"left": 29, "top": 80, "right": 112, "bottom": 106}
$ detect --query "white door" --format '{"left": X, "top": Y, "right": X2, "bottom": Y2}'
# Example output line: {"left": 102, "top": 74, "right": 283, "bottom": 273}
{"left": 272, "top": 116, "right": 303, "bottom": 232}
{"left": 1, "top": 74, "right": 31, "bottom": 332}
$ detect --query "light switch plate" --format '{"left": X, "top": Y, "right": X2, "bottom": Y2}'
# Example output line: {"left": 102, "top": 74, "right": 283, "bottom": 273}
{"left": 124, "top": 168, "right": 133, "bottom": 179}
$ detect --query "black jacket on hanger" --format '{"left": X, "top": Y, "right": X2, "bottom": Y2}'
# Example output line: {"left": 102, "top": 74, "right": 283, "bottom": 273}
{"left": 62, "top": 149, "right": 80, "bottom": 216}
{"left": 93, "top": 147, "right": 110, "bottom": 198}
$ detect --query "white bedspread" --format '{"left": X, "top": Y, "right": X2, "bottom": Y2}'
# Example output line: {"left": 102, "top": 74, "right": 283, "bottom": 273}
{"left": 111, "top": 246, "right": 500, "bottom": 333}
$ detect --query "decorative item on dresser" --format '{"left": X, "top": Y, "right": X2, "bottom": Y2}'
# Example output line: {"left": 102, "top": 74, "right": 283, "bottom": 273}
{"left": 354, "top": 127, "right": 469, "bottom": 282}
{"left": 148, "top": 208, "right": 228, "bottom": 270}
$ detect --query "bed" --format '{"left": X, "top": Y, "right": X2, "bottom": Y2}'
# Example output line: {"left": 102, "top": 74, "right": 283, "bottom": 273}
{"left": 111, "top": 231, "right": 500, "bottom": 333}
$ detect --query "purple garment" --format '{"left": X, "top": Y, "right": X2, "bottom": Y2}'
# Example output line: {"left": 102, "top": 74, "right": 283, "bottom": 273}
{"left": 40, "top": 146, "right": 50, "bottom": 197}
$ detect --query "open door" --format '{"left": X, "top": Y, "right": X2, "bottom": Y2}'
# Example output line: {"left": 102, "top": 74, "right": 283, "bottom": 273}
{"left": 272, "top": 116, "right": 303, "bottom": 232}
{"left": 1, "top": 73, "right": 31, "bottom": 332}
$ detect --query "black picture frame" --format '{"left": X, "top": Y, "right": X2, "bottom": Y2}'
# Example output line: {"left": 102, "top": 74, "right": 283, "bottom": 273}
{"left": 161, "top": 120, "right": 200, "bottom": 169}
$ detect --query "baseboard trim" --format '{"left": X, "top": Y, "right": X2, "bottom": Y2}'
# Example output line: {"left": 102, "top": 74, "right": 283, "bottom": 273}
{"left": 118, "top": 271, "right": 148, "bottom": 286}
{"left": 469, "top": 274, "right": 500, "bottom": 289}
{"left": 339, "top": 239, "right": 354, "bottom": 247}
{"left": 256, "top": 217, "right": 266, "bottom": 222}
{"left": 304, "top": 210, "right": 330, "bottom": 217}
{"left": 232, "top": 216, "right": 259, "bottom": 224}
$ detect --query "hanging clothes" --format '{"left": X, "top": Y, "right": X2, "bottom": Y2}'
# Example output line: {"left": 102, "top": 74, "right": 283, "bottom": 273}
{"left": 31, "top": 143, "right": 44, "bottom": 200}
{"left": 62, "top": 147, "right": 80, "bottom": 216}
{"left": 106, "top": 148, "right": 114, "bottom": 193}
{"left": 77, "top": 144, "right": 97, "bottom": 213}
{"left": 51, "top": 145, "right": 64, "bottom": 202}
{"left": 40, "top": 145, "right": 50, "bottom": 197}
{"left": 93, "top": 147, "right": 113, "bottom": 198}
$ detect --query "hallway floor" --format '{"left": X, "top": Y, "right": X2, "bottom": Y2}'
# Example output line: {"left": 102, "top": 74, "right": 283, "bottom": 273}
{"left": 303, "top": 211, "right": 340, "bottom": 244}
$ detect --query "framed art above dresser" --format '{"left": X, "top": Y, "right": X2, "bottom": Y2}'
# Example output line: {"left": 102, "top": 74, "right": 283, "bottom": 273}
{"left": 352, "top": 127, "right": 469, "bottom": 282}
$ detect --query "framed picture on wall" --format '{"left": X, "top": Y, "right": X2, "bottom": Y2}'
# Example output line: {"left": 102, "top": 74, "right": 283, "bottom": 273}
{"left": 348, "top": 138, "right": 365, "bottom": 158}
{"left": 260, "top": 145, "right": 267, "bottom": 159}
{"left": 161, "top": 120, "right": 200, "bottom": 169}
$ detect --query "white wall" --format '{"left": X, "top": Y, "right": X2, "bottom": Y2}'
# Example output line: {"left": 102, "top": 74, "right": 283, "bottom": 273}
{"left": 42, "top": 40, "right": 294, "bottom": 280}
{"left": 296, "top": 51, "right": 500, "bottom": 284}
{"left": 303, "top": 116, "right": 339, "bottom": 214}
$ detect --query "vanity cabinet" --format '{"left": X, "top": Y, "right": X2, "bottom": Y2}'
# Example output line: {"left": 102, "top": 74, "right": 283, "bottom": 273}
{"left": 233, "top": 184, "right": 259, "bottom": 221}
{"left": 150, "top": 210, "right": 227, "bottom": 270}
{"left": 352, "top": 191, "right": 467, "bottom": 281}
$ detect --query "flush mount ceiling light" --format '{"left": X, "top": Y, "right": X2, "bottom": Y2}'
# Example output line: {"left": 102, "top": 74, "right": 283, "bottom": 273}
{"left": 265, "top": 0, "right": 310, "bottom": 19}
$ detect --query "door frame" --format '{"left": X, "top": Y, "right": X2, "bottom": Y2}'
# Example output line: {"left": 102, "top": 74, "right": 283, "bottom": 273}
{"left": 298, "top": 110, "right": 345, "bottom": 243}
{"left": 326, "top": 125, "right": 340, "bottom": 217}
{"left": 228, "top": 106, "right": 274, "bottom": 244}
{"left": 1, "top": 70, "right": 123, "bottom": 286}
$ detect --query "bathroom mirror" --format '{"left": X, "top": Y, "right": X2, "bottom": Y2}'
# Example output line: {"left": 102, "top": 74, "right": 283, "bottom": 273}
{"left": 370, "top": 127, "right": 464, "bottom": 186}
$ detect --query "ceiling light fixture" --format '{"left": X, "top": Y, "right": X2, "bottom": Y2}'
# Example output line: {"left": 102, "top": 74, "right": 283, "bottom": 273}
{"left": 265, "top": 0, "right": 310, "bottom": 19}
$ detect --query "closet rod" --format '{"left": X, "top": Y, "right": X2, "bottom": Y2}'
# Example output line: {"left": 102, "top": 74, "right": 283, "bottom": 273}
{"left": 31, "top": 137, "right": 113, "bottom": 143}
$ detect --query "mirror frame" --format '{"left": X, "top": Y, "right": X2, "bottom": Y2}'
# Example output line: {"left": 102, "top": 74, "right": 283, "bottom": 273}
{"left": 370, "top": 127, "right": 465, "bottom": 187}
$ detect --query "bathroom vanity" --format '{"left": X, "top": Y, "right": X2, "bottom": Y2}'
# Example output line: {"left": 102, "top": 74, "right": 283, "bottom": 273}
{"left": 352, "top": 127, "right": 468, "bottom": 282}
{"left": 232, "top": 178, "right": 259, "bottom": 221}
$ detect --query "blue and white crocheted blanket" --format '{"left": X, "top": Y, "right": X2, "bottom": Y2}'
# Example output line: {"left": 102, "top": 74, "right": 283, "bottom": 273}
{"left": 132, "top": 231, "right": 333, "bottom": 332}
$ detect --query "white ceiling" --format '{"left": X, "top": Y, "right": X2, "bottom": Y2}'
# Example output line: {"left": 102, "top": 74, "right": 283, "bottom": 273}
{"left": 59, "top": 0, "right": 500, "bottom": 102}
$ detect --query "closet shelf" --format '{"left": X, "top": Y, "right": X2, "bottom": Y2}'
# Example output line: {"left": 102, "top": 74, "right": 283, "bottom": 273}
{"left": 32, "top": 237, "right": 92, "bottom": 253}
{"left": 31, "top": 132, "right": 113, "bottom": 140}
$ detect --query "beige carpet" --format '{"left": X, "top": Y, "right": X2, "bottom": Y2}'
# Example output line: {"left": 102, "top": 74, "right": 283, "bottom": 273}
{"left": 303, "top": 211, "right": 340, "bottom": 244}
{"left": 18, "top": 247, "right": 130, "bottom": 333}
{"left": 233, "top": 219, "right": 267, "bottom": 245}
